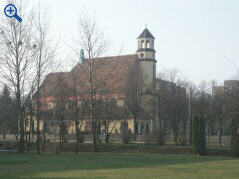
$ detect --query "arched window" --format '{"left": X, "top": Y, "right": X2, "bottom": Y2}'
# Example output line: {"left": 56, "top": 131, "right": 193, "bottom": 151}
{"left": 146, "top": 40, "right": 150, "bottom": 48}
{"left": 141, "top": 40, "right": 145, "bottom": 48}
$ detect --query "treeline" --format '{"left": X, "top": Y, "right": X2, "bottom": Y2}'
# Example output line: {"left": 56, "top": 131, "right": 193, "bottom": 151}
{"left": 157, "top": 69, "right": 238, "bottom": 147}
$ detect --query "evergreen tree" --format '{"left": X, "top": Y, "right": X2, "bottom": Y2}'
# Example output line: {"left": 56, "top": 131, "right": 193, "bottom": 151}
{"left": 0, "top": 85, "right": 12, "bottom": 139}
{"left": 192, "top": 115, "right": 206, "bottom": 155}
{"left": 231, "top": 118, "right": 239, "bottom": 157}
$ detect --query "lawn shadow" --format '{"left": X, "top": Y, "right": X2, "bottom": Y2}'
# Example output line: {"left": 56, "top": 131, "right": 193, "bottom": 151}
{"left": 0, "top": 152, "right": 236, "bottom": 178}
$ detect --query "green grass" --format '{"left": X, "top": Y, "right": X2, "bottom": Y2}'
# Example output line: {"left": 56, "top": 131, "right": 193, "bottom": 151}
{"left": 0, "top": 152, "right": 239, "bottom": 179}
{"left": 1, "top": 142, "right": 232, "bottom": 156}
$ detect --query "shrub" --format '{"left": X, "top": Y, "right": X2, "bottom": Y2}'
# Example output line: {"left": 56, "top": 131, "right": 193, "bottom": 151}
{"left": 78, "top": 133, "right": 85, "bottom": 143}
{"left": 155, "top": 130, "right": 165, "bottom": 146}
{"left": 231, "top": 118, "right": 239, "bottom": 157}
{"left": 121, "top": 128, "right": 130, "bottom": 144}
{"left": 192, "top": 115, "right": 206, "bottom": 155}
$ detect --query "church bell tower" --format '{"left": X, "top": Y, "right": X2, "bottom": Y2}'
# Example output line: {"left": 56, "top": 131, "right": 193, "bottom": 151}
{"left": 136, "top": 28, "right": 156, "bottom": 94}
{"left": 136, "top": 28, "right": 157, "bottom": 135}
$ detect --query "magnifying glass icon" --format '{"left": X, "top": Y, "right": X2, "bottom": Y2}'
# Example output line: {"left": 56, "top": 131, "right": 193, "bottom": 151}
{"left": 4, "top": 4, "right": 22, "bottom": 22}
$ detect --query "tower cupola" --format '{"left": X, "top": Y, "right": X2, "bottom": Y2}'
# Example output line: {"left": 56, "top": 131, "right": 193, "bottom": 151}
{"left": 136, "top": 28, "right": 155, "bottom": 61}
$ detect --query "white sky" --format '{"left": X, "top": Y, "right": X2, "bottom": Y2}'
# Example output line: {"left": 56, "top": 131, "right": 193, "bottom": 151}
{"left": 1, "top": 0, "right": 239, "bottom": 84}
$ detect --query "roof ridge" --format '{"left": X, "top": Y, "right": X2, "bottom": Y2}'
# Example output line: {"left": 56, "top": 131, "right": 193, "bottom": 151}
{"left": 88, "top": 54, "right": 137, "bottom": 60}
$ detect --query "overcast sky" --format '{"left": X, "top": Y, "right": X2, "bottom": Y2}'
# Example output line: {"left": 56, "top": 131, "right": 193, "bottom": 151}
{"left": 1, "top": 0, "right": 239, "bottom": 84}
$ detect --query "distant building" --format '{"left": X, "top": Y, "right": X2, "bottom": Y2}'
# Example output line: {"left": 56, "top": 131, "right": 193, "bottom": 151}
{"left": 224, "top": 80, "right": 239, "bottom": 95}
{"left": 213, "top": 80, "right": 239, "bottom": 96}
{"left": 213, "top": 80, "right": 239, "bottom": 116}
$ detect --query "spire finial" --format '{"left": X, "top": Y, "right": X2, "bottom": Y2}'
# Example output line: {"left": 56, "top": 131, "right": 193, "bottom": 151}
{"left": 145, "top": 24, "right": 147, "bottom": 28}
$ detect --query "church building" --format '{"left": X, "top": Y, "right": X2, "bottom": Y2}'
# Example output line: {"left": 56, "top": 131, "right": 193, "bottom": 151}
{"left": 37, "top": 28, "right": 160, "bottom": 136}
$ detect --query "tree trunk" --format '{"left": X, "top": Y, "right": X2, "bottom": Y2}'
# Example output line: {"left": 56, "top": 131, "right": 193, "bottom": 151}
{"left": 32, "top": 120, "right": 35, "bottom": 141}
{"left": 37, "top": 117, "right": 40, "bottom": 154}
{"left": 17, "top": 57, "right": 24, "bottom": 153}
{"left": 27, "top": 130, "right": 31, "bottom": 152}
{"left": 19, "top": 108, "right": 25, "bottom": 153}
{"left": 133, "top": 117, "right": 137, "bottom": 141}
{"left": 75, "top": 124, "right": 79, "bottom": 155}
{"left": 3, "top": 120, "right": 6, "bottom": 139}
{"left": 189, "top": 117, "right": 192, "bottom": 145}
{"left": 207, "top": 127, "right": 211, "bottom": 144}
{"left": 59, "top": 135, "right": 61, "bottom": 153}
{"left": 174, "top": 129, "right": 178, "bottom": 146}
{"left": 36, "top": 94, "right": 40, "bottom": 154}
{"left": 182, "top": 122, "right": 187, "bottom": 146}
{"left": 188, "top": 88, "right": 192, "bottom": 145}
{"left": 24, "top": 117, "right": 28, "bottom": 145}
{"left": 105, "top": 133, "right": 110, "bottom": 144}
{"left": 92, "top": 121, "right": 98, "bottom": 152}
{"left": 219, "top": 122, "right": 222, "bottom": 146}
{"left": 89, "top": 60, "right": 98, "bottom": 152}
{"left": 27, "top": 108, "right": 33, "bottom": 152}
{"left": 60, "top": 119, "right": 64, "bottom": 153}
{"left": 158, "top": 117, "right": 165, "bottom": 145}
{"left": 42, "top": 120, "right": 46, "bottom": 152}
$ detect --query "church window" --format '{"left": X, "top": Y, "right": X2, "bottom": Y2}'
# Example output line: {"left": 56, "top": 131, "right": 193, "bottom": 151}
{"left": 146, "top": 40, "right": 150, "bottom": 48}
{"left": 141, "top": 40, "right": 145, "bottom": 48}
{"left": 48, "top": 102, "right": 56, "bottom": 109}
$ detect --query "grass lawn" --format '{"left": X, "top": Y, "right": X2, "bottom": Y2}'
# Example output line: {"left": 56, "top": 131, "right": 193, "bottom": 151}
{"left": 0, "top": 152, "right": 239, "bottom": 179}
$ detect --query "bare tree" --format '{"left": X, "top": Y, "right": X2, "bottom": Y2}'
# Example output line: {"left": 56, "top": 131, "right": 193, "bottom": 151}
{"left": 70, "top": 69, "right": 81, "bottom": 154}
{"left": 33, "top": 5, "right": 57, "bottom": 154}
{"left": 157, "top": 69, "right": 188, "bottom": 145}
{"left": 76, "top": 15, "right": 109, "bottom": 152}
{"left": 213, "top": 85, "right": 227, "bottom": 145}
{"left": 53, "top": 73, "right": 70, "bottom": 154}
{"left": 0, "top": 0, "right": 37, "bottom": 152}
{"left": 192, "top": 81, "right": 212, "bottom": 144}
{"left": 125, "top": 61, "right": 142, "bottom": 140}
{"left": 156, "top": 80, "right": 168, "bottom": 145}
{"left": 69, "top": 66, "right": 89, "bottom": 154}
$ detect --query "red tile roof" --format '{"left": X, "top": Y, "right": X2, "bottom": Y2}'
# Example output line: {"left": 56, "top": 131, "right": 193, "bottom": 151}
{"left": 39, "top": 54, "right": 139, "bottom": 101}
